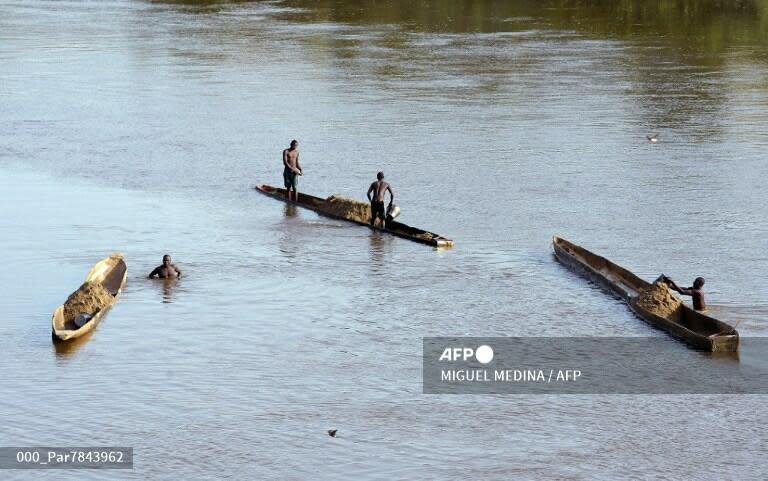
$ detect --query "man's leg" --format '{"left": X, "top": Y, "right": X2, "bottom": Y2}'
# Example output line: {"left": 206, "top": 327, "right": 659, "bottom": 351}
{"left": 291, "top": 174, "right": 299, "bottom": 201}
{"left": 284, "top": 171, "right": 291, "bottom": 199}
{"left": 376, "top": 204, "right": 383, "bottom": 228}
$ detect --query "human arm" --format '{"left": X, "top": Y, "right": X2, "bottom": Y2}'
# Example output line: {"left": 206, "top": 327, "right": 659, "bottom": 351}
{"left": 675, "top": 286, "right": 695, "bottom": 296}
{"left": 174, "top": 265, "right": 182, "bottom": 279}
{"left": 665, "top": 278, "right": 693, "bottom": 296}
{"left": 148, "top": 267, "right": 160, "bottom": 279}
{"left": 386, "top": 185, "right": 394, "bottom": 209}
{"left": 295, "top": 152, "right": 302, "bottom": 175}
{"left": 367, "top": 183, "right": 374, "bottom": 202}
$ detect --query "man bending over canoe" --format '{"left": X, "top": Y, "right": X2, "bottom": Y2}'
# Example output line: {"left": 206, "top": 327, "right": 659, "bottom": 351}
{"left": 367, "top": 172, "right": 394, "bottom": 229}
{"left": 148, "top": 255, "right": 182, "bottom": 279}
{"left": 663, "top": 275, "right": 705, "bottom": 311}
{"left": 283, "top": 139, "right": 303, "bottom": 201}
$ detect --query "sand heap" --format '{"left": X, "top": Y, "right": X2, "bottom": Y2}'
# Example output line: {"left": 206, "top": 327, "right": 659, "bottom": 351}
{"left": 634, "top": 280, "right": 682, "bottom": 318}
{"left": 63, "top": 282, "right": 114, "bottom": 323}
{"left": 325, "top": 195, "right": 371, "bottom": 223}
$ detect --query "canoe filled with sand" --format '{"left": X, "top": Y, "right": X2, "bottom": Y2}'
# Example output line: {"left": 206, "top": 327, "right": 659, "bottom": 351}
{"left": 552, "top": 237, "right": 738, "bottom": 352}
{"left": 255, "top": 184, "right": 453, "bottom": 247}
{"left": 52, "top": 253, "right": 128, "bottom": 341}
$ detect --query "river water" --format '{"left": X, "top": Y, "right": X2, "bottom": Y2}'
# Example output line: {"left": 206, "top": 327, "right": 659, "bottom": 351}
{"left": 1, "top": 1, "right": 768, "bottom": 479}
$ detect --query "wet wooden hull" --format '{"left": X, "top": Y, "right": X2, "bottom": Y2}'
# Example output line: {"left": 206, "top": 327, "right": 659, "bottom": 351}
{"left": 553, "top": 237, "right": 738, "bottom": 352}
{"left": 255, "top": 184, "right": 454, "bottom": 248}
{"left": 52, "top": 253, "right": 128, "bottom": 341}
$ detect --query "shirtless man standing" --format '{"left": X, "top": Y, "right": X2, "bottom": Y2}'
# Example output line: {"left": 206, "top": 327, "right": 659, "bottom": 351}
{"left": 663, "top": 276, "right": 706, "bottom": 311}
{"left": 282, "top": 140, "right": 302, "bottom": 201}
{"left": 148, "top": 254, "right": 182, "bottom": 279}
{"left": 366, "top": 172, "right": 394, "bottom": 229}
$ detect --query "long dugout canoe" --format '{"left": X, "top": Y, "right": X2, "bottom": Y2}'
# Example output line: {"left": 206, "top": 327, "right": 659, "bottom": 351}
{"left": 255, "top": 183, "right": 454, "bottom": 248}
{"left": 553, "top": 236, "right": 738, "bottom": 352}
{"left": 52, "top": 253, "right": 127, "bottom": 342}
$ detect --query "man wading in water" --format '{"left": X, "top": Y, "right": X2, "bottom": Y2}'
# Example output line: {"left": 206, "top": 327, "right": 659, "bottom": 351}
{"left": 283, "top": 139, "right": 302, "bottom": 201}
{"left": 367, "top": 172, "right": 394, "bottom": 229}
{"left": 148, "top": 255, "right": 183, "bottom": 279}
{"left": 663, "top": 276, "right": 706, "bottom": 311}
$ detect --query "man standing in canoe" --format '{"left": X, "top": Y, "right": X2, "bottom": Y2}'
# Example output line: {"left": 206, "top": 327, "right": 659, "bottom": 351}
{"left": 367, "top": 172, "right": 394, "bottom": 229}
{"left": 283, "top": 139, "right": 302, "bottom": 201}
{"left": 663, "top": 276, "right": 706, "bottom": 311}
{"left": 148, "top": 255, "right": 182, "bottom": 279}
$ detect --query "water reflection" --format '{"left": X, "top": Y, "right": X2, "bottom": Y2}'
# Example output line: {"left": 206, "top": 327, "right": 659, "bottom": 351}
{"left": 284, "top": 204, "right": 298, "bottom": 218}
{"left": 705, "top": 349, "right": 740, "bottom": 362}
{"left": 368, "top": 230, "right": 391, "bottom": 273}
{"left": 142, "top": 0, "right": 768, "bottom": 142}
{"left": 274, "top": 0, "right": 766, "bottom": 137}
{"left": 276, "top": 0, "right": 768, "bottom": 52}
{"left": 277, "top": 207, "right": 301, "bottom": 260}
{"left": 52, "top": 330, "right": 95, "bottom": 358}
{"left": 154, "top": 278, "right": 178, "bottom": 304}
{"left": 149, "top": 0, "right": 240, "bottom": 14}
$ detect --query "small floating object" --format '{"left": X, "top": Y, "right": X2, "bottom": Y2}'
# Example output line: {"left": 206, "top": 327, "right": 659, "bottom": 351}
{"left": 52, "top": 253, "right": 127, "bottom": 342}
{"left": 646, "top": 134, "right": 659, "bottom": 143}
{"left": 327, "top": 429, "right": 337, "bottom": 437}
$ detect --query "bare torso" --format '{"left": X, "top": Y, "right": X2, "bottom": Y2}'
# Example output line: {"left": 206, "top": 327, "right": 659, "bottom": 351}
{"left": 150, "top": 264, "right": 181, "bottom": 279}
{"left": 283, "top": 148, "right": 300, "bottom": 172}
{"left": 369, "top": 180, "right": 390, "bottom": 202}
{"left": 691, "top": 289, "right": 706, "bottom": 311}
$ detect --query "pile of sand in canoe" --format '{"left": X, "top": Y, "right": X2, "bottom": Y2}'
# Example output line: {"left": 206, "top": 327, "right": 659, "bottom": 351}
{"left": 63, "top": 282, "right": 114, "bottom": 324}
{"left": 325, "top": 195, "right": 371, "bottom": 223}
{"left": 634, "top": 279, "right": 682, "bottom": 318}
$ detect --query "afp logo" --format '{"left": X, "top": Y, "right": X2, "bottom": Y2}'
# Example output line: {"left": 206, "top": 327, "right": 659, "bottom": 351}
{"left": 439, "top": 345, "right": 494, "bottom": 364}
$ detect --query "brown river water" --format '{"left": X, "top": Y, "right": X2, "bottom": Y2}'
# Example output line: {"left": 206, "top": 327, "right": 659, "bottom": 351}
{"left": 1, "top": 1, "right": 768, "bottom": 479}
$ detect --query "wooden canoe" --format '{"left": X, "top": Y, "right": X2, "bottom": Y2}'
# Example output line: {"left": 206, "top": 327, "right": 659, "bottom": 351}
{"left": 552, "top": 237, "right": 739, "bottom": 352}
{"left": 52, "top": 253, "right": 128, "bottom": 341}
{"left": 255, "top": 184, "right": 454, "bottom": 248}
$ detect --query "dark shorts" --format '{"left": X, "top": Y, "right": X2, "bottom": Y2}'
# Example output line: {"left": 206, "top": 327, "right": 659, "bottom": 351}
{"left": 371, "top": 201, "right": 386, "bottom": 221}
{"left": 283, "top": 168, "right": 298, "bottom": 190}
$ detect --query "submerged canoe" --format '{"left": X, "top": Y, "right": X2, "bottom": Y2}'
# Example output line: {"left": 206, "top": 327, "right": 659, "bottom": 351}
{"left": 553, "top": 237, "right": 738, "bottom": 352}
{"left": 255, "top": 184, "right": 454, "bottom": 248}
{"left": 52, "top": 253, "right": 128, "bottom": 341}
